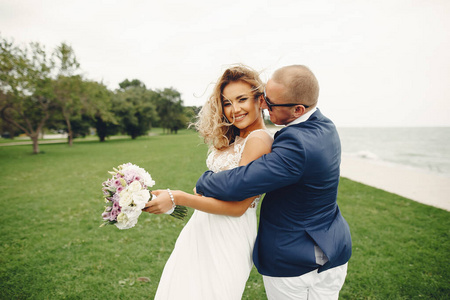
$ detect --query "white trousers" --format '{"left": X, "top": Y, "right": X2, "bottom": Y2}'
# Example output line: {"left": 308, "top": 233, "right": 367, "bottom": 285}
{"left": 263, "top": 263, "right": 348, "bottom": 300}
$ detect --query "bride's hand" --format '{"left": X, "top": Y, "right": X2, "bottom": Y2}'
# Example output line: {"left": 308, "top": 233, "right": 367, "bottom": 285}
{"left": 142, "top": 189, "right": 173, "bottom": 214}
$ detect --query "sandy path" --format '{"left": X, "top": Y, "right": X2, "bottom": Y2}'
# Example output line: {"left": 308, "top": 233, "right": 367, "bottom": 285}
{"left": 340, "top": 154, "right": 450, "bottom": 211}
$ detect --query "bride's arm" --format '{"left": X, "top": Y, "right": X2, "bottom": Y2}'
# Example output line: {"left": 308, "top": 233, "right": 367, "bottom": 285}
{"left": 146, "top": 189, "right": 256, "bottom": 217}
{"left": 144, "top": 132, "right": 273, "bottom": 217}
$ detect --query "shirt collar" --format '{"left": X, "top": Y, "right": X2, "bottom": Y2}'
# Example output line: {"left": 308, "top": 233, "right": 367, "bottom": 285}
{"left": 286, "top": 107, "right": 317, "bottom": 126}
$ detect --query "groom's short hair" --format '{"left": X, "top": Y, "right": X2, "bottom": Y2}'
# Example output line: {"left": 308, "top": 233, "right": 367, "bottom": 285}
{"left": 272, "top": 65, "right": 319, "bottom": 107}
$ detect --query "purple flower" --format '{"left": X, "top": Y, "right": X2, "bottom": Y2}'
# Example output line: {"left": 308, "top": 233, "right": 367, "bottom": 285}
{"left": 113, "top": 201, "right": 120, "bottom": 210}
{"left": 124, "top": 171, "right": 137, "bottom": 184}
{"left": 110, "top": 209, "right": 120, "bottom": 221}
{"left": 102, "top": 212, "right": 111, "bottom": 220}
{"left": 112, "top": 193, "right": 120, "bottom": 202}
{"left": 109, "top": 214, "right": 117, "bottom": 222}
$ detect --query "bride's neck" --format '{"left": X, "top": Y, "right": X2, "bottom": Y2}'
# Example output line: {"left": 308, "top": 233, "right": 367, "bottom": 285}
{"left": 239, "top": 126, "right": 266, "bottom": 138}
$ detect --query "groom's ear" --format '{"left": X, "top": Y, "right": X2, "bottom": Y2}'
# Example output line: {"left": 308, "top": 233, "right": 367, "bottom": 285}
{"left": 293, "top": 105, "right": 306, "bottom": 117}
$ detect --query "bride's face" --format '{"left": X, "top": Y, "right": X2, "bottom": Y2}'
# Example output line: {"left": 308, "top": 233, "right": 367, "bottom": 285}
{"left": 221, "top": 81, "right": 263, "bottom": 136}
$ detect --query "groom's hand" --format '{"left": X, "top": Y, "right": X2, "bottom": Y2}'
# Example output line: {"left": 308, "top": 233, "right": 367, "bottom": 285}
{"left": 193, "top": 187, "right": 201, "bottom": 196}
{"left": 195, "top": 170, "right": 215, "bottom": 197}
{"left": 142, "top": 190, "right": 173, "bottom": 214}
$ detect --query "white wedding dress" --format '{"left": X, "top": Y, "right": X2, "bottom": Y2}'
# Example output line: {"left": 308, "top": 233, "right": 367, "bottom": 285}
{"left": 154, "top": 129, "right": 273, "bottom": 300}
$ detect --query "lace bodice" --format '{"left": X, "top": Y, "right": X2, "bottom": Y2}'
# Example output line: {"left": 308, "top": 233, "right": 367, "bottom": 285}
{"left": 206, "top": 136, "right": 245, "bottom": 173}
{"left": 205, "top": 129, "right": 273, "bottom": 209}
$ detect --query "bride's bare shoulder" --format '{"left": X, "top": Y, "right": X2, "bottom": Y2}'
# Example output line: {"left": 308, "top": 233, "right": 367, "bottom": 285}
{"left": 246, "top": 129, "right": 274, "bottom": 145}
{"left": 239, "top": 130, "right": 273, "bottom": 166}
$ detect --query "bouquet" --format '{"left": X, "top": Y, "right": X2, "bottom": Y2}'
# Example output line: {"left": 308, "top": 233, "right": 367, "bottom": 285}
{"left": 101, "top": 163, "right": 187, "bottom": 229}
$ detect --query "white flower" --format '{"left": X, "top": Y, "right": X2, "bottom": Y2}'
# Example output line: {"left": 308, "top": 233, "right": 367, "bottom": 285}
{"left": 115, "top": 207, "right": 142, "bottom": 230}
{"left": 132, "top": 189, "right": 150, "bottom": 209}
{"left": 123, "top": 206, "right": 142, "bottom": 219}
{"left": 121, "top": 163, "right": 155, "bottom": 187}
{"left": 121, "top": 163, "right": 139, "bottom": 173}
{"left": 128, "top": 180, "right": 142, "bottom": 193}
{"left": 116, "top": 212, "right": 128, "bottom": 224}
{"left": 119, "top": 190, "right": 133, "bottom": 207}
{"left": 142, "top": 172, "right": 155, "bottom": 187}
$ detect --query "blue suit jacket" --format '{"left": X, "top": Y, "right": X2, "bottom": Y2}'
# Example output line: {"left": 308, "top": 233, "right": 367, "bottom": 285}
{"left": 196, "top": 109, "right": 352, "bottom": 277}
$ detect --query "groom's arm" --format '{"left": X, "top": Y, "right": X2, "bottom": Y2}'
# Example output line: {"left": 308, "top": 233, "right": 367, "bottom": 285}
{"left": 196, "top": 130, "right": 306, "bottom": 201}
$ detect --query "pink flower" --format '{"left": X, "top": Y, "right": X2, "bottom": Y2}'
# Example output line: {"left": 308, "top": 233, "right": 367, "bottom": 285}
{"left": 113, "top": 201, "right": 120, "bottom": 210}
{"left": 110, "top": 209, "right": 119, "bottom": 221}
{"left": 102, "top": 212, "right": 110, "bottom": 220}
{"left": 112, "top": 194, "right": 120, "bottom": 202}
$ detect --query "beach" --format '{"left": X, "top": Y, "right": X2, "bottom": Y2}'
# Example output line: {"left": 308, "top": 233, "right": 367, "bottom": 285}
{"left": 340, "top": 154, "right": 450, "bottom": 211}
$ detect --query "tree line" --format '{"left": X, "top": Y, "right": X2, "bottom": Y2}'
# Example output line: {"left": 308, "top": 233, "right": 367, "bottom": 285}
{"left": 0, "top": 35, "right": 199, "bottom": 154}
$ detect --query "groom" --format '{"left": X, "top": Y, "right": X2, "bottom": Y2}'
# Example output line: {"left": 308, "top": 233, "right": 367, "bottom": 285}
{"left": 195, "top": 65, "right": 352, "bottom": 299}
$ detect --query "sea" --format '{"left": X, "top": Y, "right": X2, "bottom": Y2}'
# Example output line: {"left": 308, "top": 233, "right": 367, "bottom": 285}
{"left": 337, "top": 127, "right": 450, "bottom": 177}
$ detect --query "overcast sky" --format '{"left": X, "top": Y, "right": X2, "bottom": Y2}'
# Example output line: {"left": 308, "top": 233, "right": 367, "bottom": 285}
{"left": 1, "top": 0, "right": 449, "bottom": 127}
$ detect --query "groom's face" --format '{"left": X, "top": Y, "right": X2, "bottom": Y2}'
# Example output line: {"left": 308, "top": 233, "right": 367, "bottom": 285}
{"left": 264, "top": 79, "right": 297, "bottom": 125}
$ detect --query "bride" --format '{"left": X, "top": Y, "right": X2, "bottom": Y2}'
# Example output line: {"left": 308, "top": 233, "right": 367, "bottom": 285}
{"left": 144, "top": 65, "right": 273, "bottom": 299}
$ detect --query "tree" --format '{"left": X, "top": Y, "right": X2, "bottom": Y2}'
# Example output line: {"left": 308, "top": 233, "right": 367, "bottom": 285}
{"left": 52, "top": 74, "right": 85, "bottom": 146}
{"left": 114, "top": 80, "right": 158, "bottom": 139}
{"left": 0, "top": 115, "right": 20, "bottom": 138}
{"left": 0, "top": 36, "right": 56, "bottom": 154}
{"left": 84, "top": 80, "right": 118, "bottom": 142}
{"left": 156, "top": 88, "right": 188, "bottom": 134}
{"left": 47, "top": 78, "right": 116, "bottom": 142}
{"left": 94, "top": 113, "right": 120, "bottom": 142}
{"left": 118, "top": 79, "right": 146, "bottom": 90}
{"left": 183, "top": 105, "right": 201, "bottom": 128}
{"left": 52, "top": 43, "right": 84, "bottom": 146}
{"left": 70, "top": 114, "right": 91, "bottom": 138}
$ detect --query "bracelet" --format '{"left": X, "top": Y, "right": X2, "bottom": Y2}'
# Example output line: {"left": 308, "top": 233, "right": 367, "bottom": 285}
{"left": 167, "top": 189, "right": 176, "bottom": 209}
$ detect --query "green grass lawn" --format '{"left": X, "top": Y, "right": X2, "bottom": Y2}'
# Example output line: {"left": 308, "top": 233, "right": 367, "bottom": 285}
{"left": 0, "top": 130, "right": 448, "bottom": 299}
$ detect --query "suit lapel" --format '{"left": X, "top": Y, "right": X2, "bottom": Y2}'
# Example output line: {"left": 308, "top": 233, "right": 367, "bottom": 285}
{"left": 274, "top": 130, "right": 282, "bottom": 139}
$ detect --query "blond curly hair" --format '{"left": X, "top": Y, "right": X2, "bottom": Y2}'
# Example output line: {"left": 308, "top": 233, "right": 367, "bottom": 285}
{"left": 194, "top": 65, "right": 264, "bottom": 150}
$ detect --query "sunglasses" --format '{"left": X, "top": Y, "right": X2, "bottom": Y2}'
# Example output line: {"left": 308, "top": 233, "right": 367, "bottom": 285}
{"left": 263, "top": 88, "right": 309, "bottom": 111}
